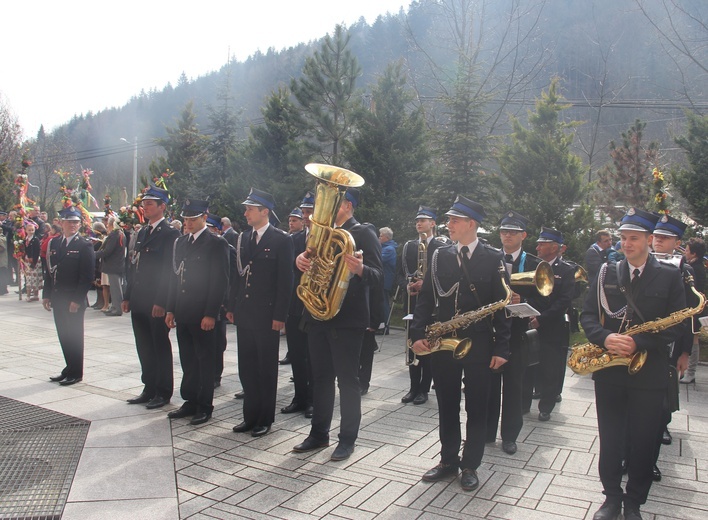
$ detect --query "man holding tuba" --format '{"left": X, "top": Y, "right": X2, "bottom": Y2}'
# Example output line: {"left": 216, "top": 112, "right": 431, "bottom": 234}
{"left": 486, "top": 210, "right": 541, "bottom": 455}
{"left": 293, "top": 187, "right": 383, "bottom": 462}
{"left": 398, "top": 206, "right": 451, "bottom": 405}
{"left": 410, "top": 196, "right": 511, "bottom": 492}
{"left": 580, "top": 208, "right": 685, "bottom": 520}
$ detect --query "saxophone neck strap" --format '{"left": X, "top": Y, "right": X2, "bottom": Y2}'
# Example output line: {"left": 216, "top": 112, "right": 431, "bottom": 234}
{"left": 616, "top": 261, "right": 646, "bottom": 323}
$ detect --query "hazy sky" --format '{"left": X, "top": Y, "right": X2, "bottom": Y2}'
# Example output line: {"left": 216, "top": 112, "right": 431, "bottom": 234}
{"left": 2, "top": 1, "right": 411, "bottom": 138}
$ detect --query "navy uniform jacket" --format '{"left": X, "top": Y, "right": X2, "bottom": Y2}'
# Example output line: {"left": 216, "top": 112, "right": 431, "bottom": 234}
{"left": 43, "top": 235, "right": 95, "bottom": 304}
{"left": 580, "top": 256, "right": 686, "bottom": 389}
{"left": 410, "top": 242, "right": 512, "bottom": 363}
{"left": 167, "top": 230, "right": 230, "bottom": 324}
{"left": 231, "top": 225, "right": 293, "bottom": 330}
{"left": 303, "top": 217, "right": 383, "bottom": 329}
{"left": 124, "top": 220, "right": 180, "bottom": 315}
{"left": 507, "top": 252, "right": 542, "bottom": 341}
{"left": 397, "top": 235, "right": 452, "bottom": 313}
{"left": 527, "top": 256, "right": 576, "bottom": 346}
{"left": 289, "top": 230, "right": 307, "bottom": 317}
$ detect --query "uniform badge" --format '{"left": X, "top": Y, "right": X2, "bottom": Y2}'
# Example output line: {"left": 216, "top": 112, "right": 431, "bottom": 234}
{"left": 185, "top": 199, "right": 191, "bottom": 206}
{"left": 508, "top": 211, "right": 514, "bottom": 218}
{"left": 661, "top": 215, "right": 668, "bottom": 223}
{"left": 627, "top": 207, "right": 635, "bottom": 216}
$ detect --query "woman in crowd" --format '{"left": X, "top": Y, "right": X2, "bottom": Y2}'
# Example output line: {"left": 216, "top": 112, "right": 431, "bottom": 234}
{"left": 91, "top": 222, "right": 109, "bottom": 310}
{"left": 23, "top": 221, "right": 41, "bottom": 302}
{"left": 95, "top": 216, "right": 126, "bottom": 316}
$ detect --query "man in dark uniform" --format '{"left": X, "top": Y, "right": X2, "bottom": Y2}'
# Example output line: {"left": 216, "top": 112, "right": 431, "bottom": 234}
{"left": 221, "top": 217, "right": 239, "bottom": 248}
{"left": 281, "top": 194, "right": 315, "bottom": 417}
{"left": 43, "top": 206, "right": 95, "bottom": 385}
{"left": 486, "top": 210, "right": 541, "bottom": 455}
{"left": 228, "top": 189, "right": 293, "bottom": 437}
{"left": 206, "top": 213, "right": 237, "bottom": 389}
{"left": 122, "top": 185, "right": 180, "bottom": 408}
{"left": 166, "top": 198, "right": 229, "bottom": 425}
{"left": 410, "top": 196, "right": 511, "bottom": 492}
{"left": 581, "top": 208, "right": 686, "bottom": 520}
{"left": 521, "top": 227, "right": 576, "bottom": 422}
{"left": 279, "top": 207, "right": 305, "bottom": 366}
{"left": 398, "top": 206, "right": 451, "bottom": 405}
{"left": 293, "top": 187, "right": 383, "bottom": 461}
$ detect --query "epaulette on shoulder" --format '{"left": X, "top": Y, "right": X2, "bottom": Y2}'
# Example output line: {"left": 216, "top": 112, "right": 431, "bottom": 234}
{"left": 483, "top": 242, "right": 501, "bottom": 253}
{"left": 274, "top": 227, "right": 288, "bottom": 235}
{"left": 434, "top": 236, "right": 452, "bottom": 244}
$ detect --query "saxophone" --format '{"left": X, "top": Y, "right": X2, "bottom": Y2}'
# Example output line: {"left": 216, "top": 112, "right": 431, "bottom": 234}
{"left": 568, "top": 276, "right": 706, "bottom": 375}
{"left": 418, "top": 265, "right": 512, "bottom": 360}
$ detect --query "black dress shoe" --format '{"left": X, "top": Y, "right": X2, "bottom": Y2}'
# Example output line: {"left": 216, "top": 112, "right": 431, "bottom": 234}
{"left": 281, "top": 402, "right": 306, "bottom": 414}
{"left": 293, "top": 436, "right": 330, "bottom": 452}
{"left": 624, "top": 506, "right": 643, "bottom": 520}
{"left": 662, "top": 428, "right": 672, "bottom": 445}
{"left": 521, "top": 408, "right": 530, "bottom": 415}
{"left": 49, "top": 374, "right": 67, "bottom": 382}
{"left": 538, "top": 412, "right": 551, "bottom": 422}
{"left": 213, "top": 380, "right": 221, "bottom": 389}
{"left": 532, "top": 391, "right": 541, "bottom": 399}
{"left": 652, "top": 464, "right": 662, "bottom": 482}
{"left": 252, "top": 425, "right": 271, "bottom": 437}
{"left": 330, "top": 442, "right": 354, "bottom": 461}
{"left": 146, "top": 396, "right": 169, "bottom": 409}
{"left": 401, "top": 391, "right": 416, "bottom": 404}
{"left": 555, "top": 394, "right": 562, "bottom": 403}
{"left": 127, "top": 392, "right": 153, "bottom": 404}
{"left": 460, "top": 468, "right": 479, "bottom": 491}
{"left": 232, "top": 421, "right": 254, "bottom": 433}
{"left": 502, "top": 441, "right": 517, "bottom": 455}
{"left": 167, "top": 406, "right": 196, "bottom": 419}
{"left": 190, "top": 412, "right": 212, "bottom": 425}
{"left": 304, "top": 405, "right": 314, "bottom": 418}
{"left": 422, "top": 463, "right": 458, "bottom": 482}
{"left": 279, "top": 355, "right": 291, "bottom": 365}
{"left": 234, "top": 391, "right": 245, "bottom": 399}
{"left": 59, "top": 377, "right": 82, "bottom": 386}
{"left": 413, "top": 392, "right": 428, "bottom": 405}
{"left": 103, "top": 309, "right": 122, "bottom": 316}
{"left": 592, "top": 501, "right": 622, "bottom": 520}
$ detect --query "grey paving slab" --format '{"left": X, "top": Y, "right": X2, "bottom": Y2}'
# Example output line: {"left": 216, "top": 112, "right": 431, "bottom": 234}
{"left": 2, "top": 293, "right": 708, "bottom": 519}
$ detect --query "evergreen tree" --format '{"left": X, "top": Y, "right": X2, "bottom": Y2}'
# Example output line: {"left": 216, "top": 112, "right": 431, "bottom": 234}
{"left": 672, "top": 111, "right": 708, "bottom": 225}
{"left": 596, "top": 119, "right": 659, "bottom": 220}
{"left": 150, "top": 101, "right": 208, "bottom": 205}
{"left": 344, "top": 61, "right": 429, "bottom": 235}
{"left": 291, "top": 24, "right": 361, "bottom": 165}
{"left": 496, "top": 78, "right": 587, "bottom": 256}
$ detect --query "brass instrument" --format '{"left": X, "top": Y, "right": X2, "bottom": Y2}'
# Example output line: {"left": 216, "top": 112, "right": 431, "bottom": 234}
{"left": 651, "top": 251, "right": 683, "bottom": 267}
{"left": 568, "top": 276, "right": 706, "bottom": 375}
{"left": 509, "top": 261, "right": 554, "bottom": 297}
{"left": 415, "top": 266, "right": 512, "bottom": 360}
{"left": 405, "top": 233, "right": 429, "bottom": 366}
{"left": 296, "top": 163, "right": 365, "bottom": 321}
{"left": 574, "top": 265, "right": 589, "bottom": 286}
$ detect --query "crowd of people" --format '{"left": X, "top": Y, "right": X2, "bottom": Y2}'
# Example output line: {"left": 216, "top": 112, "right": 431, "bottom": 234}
{"left": 2, "top": 178, "right": 705, "bottom": 520}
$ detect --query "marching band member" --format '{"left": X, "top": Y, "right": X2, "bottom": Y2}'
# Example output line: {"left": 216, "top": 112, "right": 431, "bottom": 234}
{"left": 581, "top": 208, "right": 685, "bottom": 520}
{"left": 410, "top": 196, "right": 511, "bottom": 492}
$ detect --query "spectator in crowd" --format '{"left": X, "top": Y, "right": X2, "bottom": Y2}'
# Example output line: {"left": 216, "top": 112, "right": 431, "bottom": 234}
{"left": 23, "top": 221, "right": 42, "bottom": 302}
{"left": 96, "top": 216, "right": 127, "bottom": 316}
{"left": 171, "top": 220, "right": 183, "bottom": 233}
{"left": 681, "top": 237, "right": 706, "bottom": 384}
{"left": 584, "top": 230, "right": 613, "bottom": 280}
{"left": 0, "top": 226, "right": 7, "bottom": 295}
{"left": 91, "top": 222, "right": 109, "bottom": 311}
{"left": 379, "top": 227, "right": 397, "bottom": 333}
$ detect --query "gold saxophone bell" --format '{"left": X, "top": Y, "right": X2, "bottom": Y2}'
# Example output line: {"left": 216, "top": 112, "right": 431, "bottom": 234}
{"left": 438, "top": 337, "right": 473, "bottom": 360}
{"left": 510, "top": 260, "right": 554, "bottom": 297}
{"left": 296, "top": 163, "right": 365, "bottom": 321}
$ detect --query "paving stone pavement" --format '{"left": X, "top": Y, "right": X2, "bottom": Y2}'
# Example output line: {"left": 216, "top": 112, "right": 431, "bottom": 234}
{"left": 1, "top": 291, "right": 708, "bottom": 519}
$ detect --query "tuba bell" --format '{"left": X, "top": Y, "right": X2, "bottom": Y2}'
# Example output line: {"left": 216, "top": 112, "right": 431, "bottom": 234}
{"left": 296, "top": 163, "right": 365, "bottom": 321}
{"left": 509, "top": 260, "right": 554, "bottom": 297}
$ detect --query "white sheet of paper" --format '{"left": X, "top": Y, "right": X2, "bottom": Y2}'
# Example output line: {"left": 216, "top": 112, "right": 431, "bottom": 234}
{"left": 506, "top": 303, "right": 541, "bottom": 318}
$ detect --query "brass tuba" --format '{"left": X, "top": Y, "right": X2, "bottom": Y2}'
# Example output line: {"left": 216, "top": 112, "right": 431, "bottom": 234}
{"left": 509, "top": 260, "right": 554, "bottom": 297}
{"left": 296, "top": 163, "right": 365, "bottom": 321}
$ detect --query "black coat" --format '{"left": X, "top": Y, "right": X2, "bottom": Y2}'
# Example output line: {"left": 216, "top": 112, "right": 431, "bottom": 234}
{"left": 580, "top": 256, "right": 686, "bottom": 389}
{"left": 507, "top": 251, "right": 542, "bottom": 341}
{"left": 124, "top": 220, "right": 180, "bottom": 314}
{"left": 527, "top": 256, "right": 576, "bottom": 346}
{"left": 222, "top": 227, "right": 239, "bottom": 249}
{"left": 24, "top": 236, "right": 41, "bottom": 267}
{"left": 289, "top": 230, "right": 307, "bottom": 317}
{"left": 410, "top": 242, "right": 512, "bottom": 363}
{"left": 231, "top": 225, "right": 293, "bottom": 329}
{"left": 167, "top": 229, "right": 229, "bottom": 324}
{"left": 303, "top": 217, "right": 383, "bottom": 329}
{"left": 95, "top": 229, "right": 126, "bottom": 275}
{"left": 43, "top": 235, "right": 95, "bottom": 304}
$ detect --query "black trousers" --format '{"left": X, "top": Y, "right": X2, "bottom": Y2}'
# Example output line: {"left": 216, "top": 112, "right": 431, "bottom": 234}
{"left": 52, "top": 299, "right": 86, "bottom": 378}
{"left": 595, "top": 381, "right": 665, "bottom": 508}
{"left": 359, "top": 330, "right": 377, "bottom": 392}
{"left": 236, "top": 326, "right": 280, "bottom": 427}
{"left": 407, "top": 350, "right": 432, "bottom": 395}
{"left": 432, "top": 348, "right": 492, "bottom": 470}
{"left": 214, "top": 318, "right": 227, "bottom": 382}
{"left": 285, "top": 314, "right": 311, "bottom": 406}
{"left": 176, "top": 323, "right": 216, "bottom": 413}
{"left": 522, "top": 344, "right": 567, "bottom": 413}
{"left": 131, "top": 310, "right": 173, "bottom": 399}
{"left": 308, "top": 325, "right": 364, "bottom": 444}
{"left": 487, "top": 338, "right": 528, "bottom": 442}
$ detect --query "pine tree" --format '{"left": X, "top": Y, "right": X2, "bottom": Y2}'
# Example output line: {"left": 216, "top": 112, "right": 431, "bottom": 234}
{"left": 672, "top": 111, "right": 708, "bottom": 225}
{"left": 291, "top": 25, "right": 361, "bottom": 165}
{"left": 596, "top": 119, "right": 659, "bottom": 219}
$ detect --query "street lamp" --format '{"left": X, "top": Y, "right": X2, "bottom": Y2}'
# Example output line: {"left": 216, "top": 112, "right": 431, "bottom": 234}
{"left": 120, "top": 137, "right": 138, "bottom": 200}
